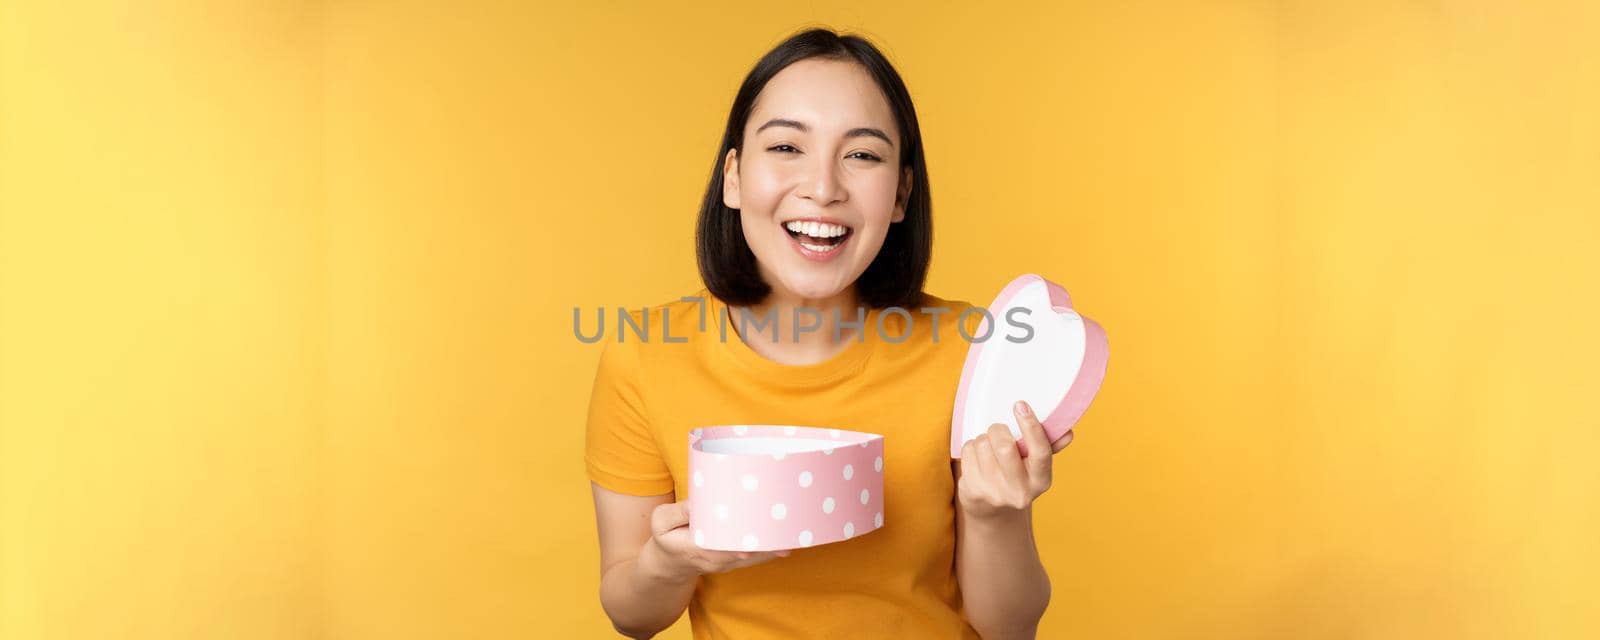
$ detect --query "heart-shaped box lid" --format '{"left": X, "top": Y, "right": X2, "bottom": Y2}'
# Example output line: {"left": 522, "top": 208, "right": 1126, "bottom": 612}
{"left": 951, "top": 274, "right": 1109, "bottom": 458}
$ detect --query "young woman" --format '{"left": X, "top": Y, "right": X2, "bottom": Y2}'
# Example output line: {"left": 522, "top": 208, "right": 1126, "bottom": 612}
{"left": 586, "top": 28, "right": 1074, "bottom": 639}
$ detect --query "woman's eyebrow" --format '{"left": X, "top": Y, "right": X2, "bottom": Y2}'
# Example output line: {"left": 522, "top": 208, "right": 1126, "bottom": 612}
{"left": 755, "top": 118, "right": 895, "bottom": 147}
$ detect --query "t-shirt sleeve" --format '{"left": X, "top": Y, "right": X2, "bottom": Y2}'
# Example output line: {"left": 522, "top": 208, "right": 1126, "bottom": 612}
{"left": 584, "top": 335, "right": 676, "bottom": 496}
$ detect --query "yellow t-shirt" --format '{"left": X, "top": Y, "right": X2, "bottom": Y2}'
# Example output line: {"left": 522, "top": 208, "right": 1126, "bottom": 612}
{"left": 585, "top": 289, "right": 985, "bottom": 639}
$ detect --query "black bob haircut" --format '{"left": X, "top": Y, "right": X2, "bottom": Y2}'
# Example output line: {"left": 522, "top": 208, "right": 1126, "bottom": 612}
{"left": 695, "top": 27, "right": 933, "bottom": 310}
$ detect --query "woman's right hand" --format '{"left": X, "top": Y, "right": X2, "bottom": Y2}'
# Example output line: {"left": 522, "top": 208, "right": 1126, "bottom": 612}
{"left": 641, "top": 501, "right": 789, "bottom": 582}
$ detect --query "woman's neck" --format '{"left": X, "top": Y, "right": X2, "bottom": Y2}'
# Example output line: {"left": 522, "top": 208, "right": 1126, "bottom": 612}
{"left": 727, "top": 287, "right": 867, "bottom": 366}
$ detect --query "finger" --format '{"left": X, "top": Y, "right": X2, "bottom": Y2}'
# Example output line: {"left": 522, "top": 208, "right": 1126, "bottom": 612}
{"left": 956, "top": 439, "right": 973, "bottom": 477}
{"left": 1015, "top": 400, "right": 1051, "bottom": 463}
{"left": 720, "top": 550, "right": 785, "bottom": 571}
{"left": 986, "top": 423, "right": 1025, "bottom": 491}
{"left": 961, "top": 435, "right": 983, "bottom": 462}
{"left": 985, "top": 422, "right": 1017, "bottom": 454}
{"left": 968, "top": 437, "right": 995, "bottom": 486}
{"left": 693, "top": 549, "right": 750, "bottom": 572}
{"left": 651, "top": 501, "right": 690, "bottom": 537}
{"left": 976, "top": 438, "right": 1009, "bottom": 496}
{"left": 706, "top": 547, "right": 760, "bottom": 563}
{"left": 749, "top": 550, "right": 789, "bottom": 563}
{"left": 701, "top": 549, "right": 740, "bottom": 562}
{"left": 1052, "top": 429, "right": 1075, "bottom": 453}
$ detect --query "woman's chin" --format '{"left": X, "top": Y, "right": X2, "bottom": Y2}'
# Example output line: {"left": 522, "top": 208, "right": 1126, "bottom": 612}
{"left": 774, "top": 275, "right": 852, "bottom": 303}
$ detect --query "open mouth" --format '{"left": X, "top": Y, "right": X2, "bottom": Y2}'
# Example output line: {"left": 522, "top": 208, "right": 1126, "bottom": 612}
{"left": 783, "top": 220, "right": 853, "bottom": 254}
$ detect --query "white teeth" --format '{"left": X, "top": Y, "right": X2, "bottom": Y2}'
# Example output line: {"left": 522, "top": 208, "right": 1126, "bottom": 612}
{"left": 783, "top": 220, "right": 849, "bottom": 238}
{"left": 798, "top": 241, "right": 838, "bottom": 253}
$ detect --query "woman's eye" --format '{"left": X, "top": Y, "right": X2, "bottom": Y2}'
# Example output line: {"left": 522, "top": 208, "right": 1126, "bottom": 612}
{"left": 766, "top": 145, "right": 880, "bottom": 162}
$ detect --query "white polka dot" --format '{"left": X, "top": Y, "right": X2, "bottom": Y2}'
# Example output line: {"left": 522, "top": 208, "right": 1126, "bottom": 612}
{"left": 742, "top": 534, "right": 758, "bottom": 551}
{"left": 842, "top": 464, "right": 854, "bottom": 480}
{"left": 734, "top": 425, "right": 748, "bottom": 435}
{"left": 798, "top": 530, "right": 813, "bottom": 547}
{"left": 843, "top": 522, "right": 855, "bottom": 538}
{"left": 783, "top": 426, "right": 797, "bottom": 436}
{"left": 860, "top": 488, "right": 870, "bottom": 504}
{"left": 694, "top": 529, "right": 705, "bottom": 547}
{"left": 874, "top": 512, "right": 884, "bottom": 528}
{"left": 771, "top": 503, "right": 787, "bottom": 520}
{"left": 798, "top": 471, "right": 813, "bottom": 488}
{"left": 828, "top": 429, "right": 840, "bottom": 439}
{"left": 822, "top": 447, "right": 834, "bottom": 455}
{"left": 822, "top": 497, "right": 835, "bottom": 514}
{"left": 772, "top": 452, "right": 786, "bottom": 460}
{"left": 741, "top": 475, "right": 759, "bottom": 491}
{"left": 715, "top": 504, "right": 729, "bottom": 520}
{"left": 874, "top": 456, "right": 883, "bottom": 472}
{"left": 693, "top": 471, "right": 704, "bottom": 487}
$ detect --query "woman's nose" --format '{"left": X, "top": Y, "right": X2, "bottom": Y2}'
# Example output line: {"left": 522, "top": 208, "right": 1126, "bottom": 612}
{"left": 798, "top": 157, "right": 846, "bottom": 205}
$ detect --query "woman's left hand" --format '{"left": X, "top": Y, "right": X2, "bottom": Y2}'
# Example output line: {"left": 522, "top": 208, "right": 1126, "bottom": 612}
{"left": 956, "top": 400, "right": 1074, "bottom": 522}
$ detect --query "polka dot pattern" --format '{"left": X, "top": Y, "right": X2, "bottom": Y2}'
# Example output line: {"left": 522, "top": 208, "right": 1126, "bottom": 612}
{"left": 686, "top": 425, "right": 885, "bottom": 551}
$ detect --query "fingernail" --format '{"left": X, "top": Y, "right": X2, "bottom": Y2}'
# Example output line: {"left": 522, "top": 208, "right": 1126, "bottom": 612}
{"left": 1014, "top": 401, "right": 1033, "bottom": 418}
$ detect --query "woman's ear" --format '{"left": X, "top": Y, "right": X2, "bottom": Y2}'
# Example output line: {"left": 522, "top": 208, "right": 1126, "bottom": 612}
{"left": 722, "top": 148, "right": 741, "bottom": 209}
{"left": 891, "top": 166, "right": 913, "bottom": 223}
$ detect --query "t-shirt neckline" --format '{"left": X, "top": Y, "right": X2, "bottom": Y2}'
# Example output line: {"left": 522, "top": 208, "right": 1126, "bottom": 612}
{"left": 708, "top": 292, "right": 877, "bottom": 386}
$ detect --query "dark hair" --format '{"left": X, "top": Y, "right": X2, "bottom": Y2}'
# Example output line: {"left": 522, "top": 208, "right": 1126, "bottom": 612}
{"left": 695, "top": 27, "right": 933, "bottom": 309}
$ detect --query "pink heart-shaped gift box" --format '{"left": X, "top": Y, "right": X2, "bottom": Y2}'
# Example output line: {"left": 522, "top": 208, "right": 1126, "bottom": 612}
{"left": 951, "top": 274, "right": 1109, "bottom": 458}
{"left": 688, "top": 425, "right": 885, "bottom": 552}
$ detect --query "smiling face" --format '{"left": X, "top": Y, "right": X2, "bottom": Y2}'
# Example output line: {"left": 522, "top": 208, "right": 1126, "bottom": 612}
{"left": 722, "top": 57, "right": 914, "bottom": 303}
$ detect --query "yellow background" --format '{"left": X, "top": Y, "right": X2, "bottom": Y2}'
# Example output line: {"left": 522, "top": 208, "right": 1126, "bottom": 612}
{"left": 3, "top": 1, "right": 1597, "bottom": 638}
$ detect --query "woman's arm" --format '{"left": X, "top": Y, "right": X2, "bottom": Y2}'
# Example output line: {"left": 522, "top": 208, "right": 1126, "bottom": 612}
{"left": 592, "top": 485, "right": 696, "bottom": 638}
{"left": 953, "top": 466, "right": 1051, "bottom": 639}
{"left": 591, "top": 483, "right": 790, "bottom": 638}
{"left": 952, "top": 401, "right": 1073, "bottom": 639}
